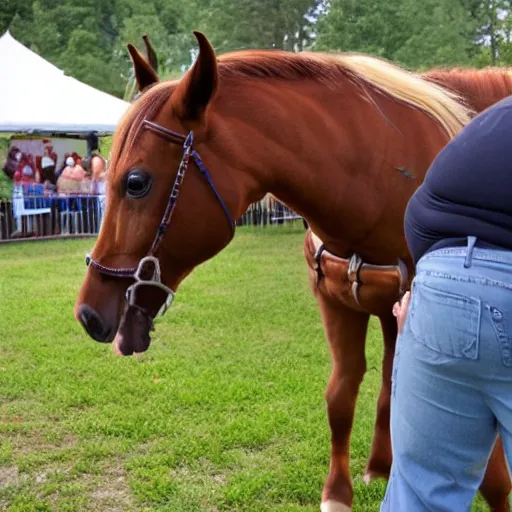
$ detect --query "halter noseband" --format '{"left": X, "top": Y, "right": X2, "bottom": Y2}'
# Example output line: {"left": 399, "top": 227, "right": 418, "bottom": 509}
{"left": 85, "top": 119, "right": 235, "bottom": 316}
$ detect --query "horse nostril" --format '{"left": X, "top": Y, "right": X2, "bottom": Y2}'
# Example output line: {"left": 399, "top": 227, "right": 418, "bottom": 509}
{"left": 77, "top": 305, "right": 114, "bottom": 343}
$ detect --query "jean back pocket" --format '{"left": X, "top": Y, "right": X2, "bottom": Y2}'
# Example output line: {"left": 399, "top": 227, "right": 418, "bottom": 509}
{"left": 409, "top": 280, "right": 481, "bottom": 360}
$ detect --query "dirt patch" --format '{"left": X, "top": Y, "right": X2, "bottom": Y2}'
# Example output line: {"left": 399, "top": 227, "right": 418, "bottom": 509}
{"left": 4, "top": 431, "right": 78, "bottom": 458}
{"left": 88, "top": 464, "right": 135, "bottom": 512}
{"left": 212, "top": 473, "right": 227, "bottom": 485}
{"left": 0, "top": 466, "right": 19, "bottom": 488}
{"left": 35, "top": 471, "right": 48, "bottom": 484}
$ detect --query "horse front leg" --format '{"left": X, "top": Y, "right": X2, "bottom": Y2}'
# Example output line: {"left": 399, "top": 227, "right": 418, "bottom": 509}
{"left": 311, "top": 268, "right": 370, "bottom": 512}
{"left": 365, "top": 312, "right": 395, "bottom": 483}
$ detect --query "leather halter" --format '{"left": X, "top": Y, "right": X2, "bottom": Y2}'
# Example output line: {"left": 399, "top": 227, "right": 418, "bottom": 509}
{"left": 85, "top": 119, "right": 235, "bottom": 315}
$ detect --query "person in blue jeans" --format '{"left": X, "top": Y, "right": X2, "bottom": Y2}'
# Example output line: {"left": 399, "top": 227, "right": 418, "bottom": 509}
{"left": 381, "top": 95, "right": 512, "bottom": 511}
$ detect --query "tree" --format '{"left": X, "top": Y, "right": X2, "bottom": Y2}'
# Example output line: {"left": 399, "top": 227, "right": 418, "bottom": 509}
{"left": 313, "top": 0, "right": 409, "bottom": 59}
{"left": 4, "top": 0, "right": 512, "bottom": 99}
{"left": 0, "top": 0, "right": 32, "bottom": 35}
{"left": 474, "top": 1, "right": 512, "bottom": 66}
{"left": 194, "top": 0, "right": 319, "bottom": 53}
{"left": 393, "top": 0, "right": 475, "bottom": 69}
{"left": 59, "top": 29, "right": 125, "bottom": 97}
{"left": 314, "top": 0, "right": 478, "bottom": 69}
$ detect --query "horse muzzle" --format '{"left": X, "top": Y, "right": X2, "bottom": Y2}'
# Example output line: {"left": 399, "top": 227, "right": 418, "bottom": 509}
{"left": 77, "top": 304, "right": 116, "bottom": 343}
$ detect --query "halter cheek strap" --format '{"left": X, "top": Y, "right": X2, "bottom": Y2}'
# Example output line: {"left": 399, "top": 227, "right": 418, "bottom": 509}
{"left": 86, "top": 120, "right": 236, "bottom": 282}
{"left": 148, "top": 130, "right": 193, "bottom": 256}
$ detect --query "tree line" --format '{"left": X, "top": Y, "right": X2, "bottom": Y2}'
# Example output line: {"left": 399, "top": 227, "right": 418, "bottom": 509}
{"left": 2, "top": 1, "right": 512, "bottom": 99}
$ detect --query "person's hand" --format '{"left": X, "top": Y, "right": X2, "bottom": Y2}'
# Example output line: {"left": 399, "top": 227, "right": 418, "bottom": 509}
{"left": 392, "top": 291, "right": 411, "bottom": 335}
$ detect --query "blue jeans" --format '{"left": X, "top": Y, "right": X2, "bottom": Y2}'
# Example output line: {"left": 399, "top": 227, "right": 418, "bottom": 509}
{"left": 381, "top": 237, "right": 512, "bottom": 512}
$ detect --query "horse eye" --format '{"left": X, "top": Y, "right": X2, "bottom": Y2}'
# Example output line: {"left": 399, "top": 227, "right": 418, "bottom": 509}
{"left": 126, "top": 170, "right": 152, "bottom": 198}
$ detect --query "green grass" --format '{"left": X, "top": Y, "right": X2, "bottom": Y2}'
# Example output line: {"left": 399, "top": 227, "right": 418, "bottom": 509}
{"left": 0, "top": 226, "right": 490, "bottom": 511}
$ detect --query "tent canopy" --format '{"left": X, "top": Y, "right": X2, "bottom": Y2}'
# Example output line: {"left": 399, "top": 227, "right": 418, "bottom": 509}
{"left": 0, "top": 31, "right": 130, "bottom": 136}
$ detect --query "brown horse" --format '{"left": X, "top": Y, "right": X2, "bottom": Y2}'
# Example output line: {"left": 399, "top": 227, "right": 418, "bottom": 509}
{"left": 75, "top": 33, "right": 511, "bottom": 511}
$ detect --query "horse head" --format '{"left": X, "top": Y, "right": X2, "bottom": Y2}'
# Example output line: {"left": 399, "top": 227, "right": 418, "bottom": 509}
{"left": 75, "top": 32, "right": 247, "bottom": 355}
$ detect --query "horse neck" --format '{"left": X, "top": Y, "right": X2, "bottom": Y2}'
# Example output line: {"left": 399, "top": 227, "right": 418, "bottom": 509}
{"left": 211, "top": 79, "right": 397, "bottom": 256}
{"left": 424, "top": 68, "right": 512, "bottom": 113}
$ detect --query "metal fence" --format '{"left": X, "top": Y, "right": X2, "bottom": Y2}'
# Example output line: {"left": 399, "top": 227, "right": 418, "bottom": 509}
{"left": 1, "top": 187, "right": 105, "bottom": 241}
{"left": 0, "top": 191, "right": 302, "bottom": 242}
{"left": 236, "top": 196, "right": 303, "bottom": 227}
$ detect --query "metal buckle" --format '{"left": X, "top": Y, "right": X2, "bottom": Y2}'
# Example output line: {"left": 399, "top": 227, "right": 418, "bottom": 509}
{"left": 347, "top": 253, "right": 363, "bottom": 307}
{"left": 125, "top": 256, "right": 175, "bottom": 317}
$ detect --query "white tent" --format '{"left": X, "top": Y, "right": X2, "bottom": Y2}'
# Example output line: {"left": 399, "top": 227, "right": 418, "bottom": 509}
{"left": 0, "top": 31, "right": 129, "bottom": 135}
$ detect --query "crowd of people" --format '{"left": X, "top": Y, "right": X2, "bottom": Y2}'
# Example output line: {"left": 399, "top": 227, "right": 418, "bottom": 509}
{"left": 5, "top": 139, "right": 106, "bottom": 196}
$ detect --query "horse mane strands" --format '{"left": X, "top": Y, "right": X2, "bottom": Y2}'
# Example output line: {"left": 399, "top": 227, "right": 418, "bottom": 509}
{"left": 324, "top": 54, "right": 473, "bottom": 138}
{"left": 217, "top": 50, "right": 473, "bottom": 138}
{"left": 111, "top": 48, "right": 475, "bottom": 172}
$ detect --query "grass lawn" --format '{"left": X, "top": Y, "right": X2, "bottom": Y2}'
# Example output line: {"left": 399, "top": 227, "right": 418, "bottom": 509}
{"left": 0, "top": 226, "right": 489, "bottom": 511}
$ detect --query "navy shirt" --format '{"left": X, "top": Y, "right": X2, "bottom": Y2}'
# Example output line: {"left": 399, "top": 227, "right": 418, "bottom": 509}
{"left": 405, "top": 95, "right": 512, "bottom": 265}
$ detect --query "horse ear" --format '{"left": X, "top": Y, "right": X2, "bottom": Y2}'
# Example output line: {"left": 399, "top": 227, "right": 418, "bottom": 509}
{"left": 173, "top": 31, "right": 218, "bottom": 121}
{"left": 127, "top": 43, "right": 159, "bottom": 92}
{"left": 142, "top": 34, "right": 158, "bottom": 73}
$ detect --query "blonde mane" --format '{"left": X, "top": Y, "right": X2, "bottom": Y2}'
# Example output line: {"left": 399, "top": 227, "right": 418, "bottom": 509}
{"left": 217, "top": 50, "right": 473, "bottom": 138}
{"left": 334, "top": 54, "right": 473, "bottom": 138}
{"left": 116, "top": 50, "right": 474, "bottom": 164}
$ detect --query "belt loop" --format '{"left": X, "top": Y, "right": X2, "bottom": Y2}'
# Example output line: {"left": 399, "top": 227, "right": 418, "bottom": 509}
{"left": 464, "top": 236, "right": 477, "bottom": 268}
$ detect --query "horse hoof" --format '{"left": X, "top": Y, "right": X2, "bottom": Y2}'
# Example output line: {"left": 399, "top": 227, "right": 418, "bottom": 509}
{"left": 320, "top": 500, "right": 351, "bottom": 512}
